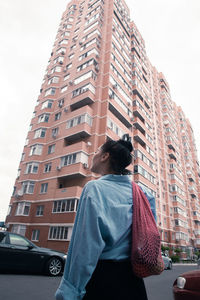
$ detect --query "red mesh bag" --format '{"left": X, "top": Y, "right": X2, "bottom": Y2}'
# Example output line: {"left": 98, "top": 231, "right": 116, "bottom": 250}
{"left": 131, "top": 182, "right": 164, "bottom": 278}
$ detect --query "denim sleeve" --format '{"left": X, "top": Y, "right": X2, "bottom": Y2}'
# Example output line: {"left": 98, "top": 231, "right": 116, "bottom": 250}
{"left": 55, "top": 182, "right": 106, "bottom": 300}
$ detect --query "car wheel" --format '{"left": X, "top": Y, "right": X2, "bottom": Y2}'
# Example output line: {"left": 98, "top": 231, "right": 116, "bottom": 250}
{"left": 46, "top": 257, "right": 63, "bottom": 276}
{"left": 168, "top": 262, "right": 172, "bottom": 270}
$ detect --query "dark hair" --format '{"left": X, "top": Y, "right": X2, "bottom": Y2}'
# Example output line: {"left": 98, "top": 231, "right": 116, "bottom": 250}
{"left": 101, "top": 134, "right": 133, "bottom": 175}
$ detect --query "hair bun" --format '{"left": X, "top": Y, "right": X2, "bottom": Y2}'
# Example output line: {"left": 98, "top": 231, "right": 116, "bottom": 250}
{"left": 118, "top": 139, "right": 133, "bottom": 153}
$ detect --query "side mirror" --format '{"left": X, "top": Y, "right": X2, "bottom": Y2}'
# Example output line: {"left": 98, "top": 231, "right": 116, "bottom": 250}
{"left": 27, "top": 245, "right": 34, "bottom": 250}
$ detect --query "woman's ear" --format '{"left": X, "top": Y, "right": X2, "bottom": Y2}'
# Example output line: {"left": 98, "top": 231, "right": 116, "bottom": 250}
{"left": 100, "top": 152, "right": 110, "bottom": 162}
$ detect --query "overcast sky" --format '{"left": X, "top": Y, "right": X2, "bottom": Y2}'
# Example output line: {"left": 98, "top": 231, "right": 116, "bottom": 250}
{"left": 0, "top": 0, "right": 200, "bottom": 221}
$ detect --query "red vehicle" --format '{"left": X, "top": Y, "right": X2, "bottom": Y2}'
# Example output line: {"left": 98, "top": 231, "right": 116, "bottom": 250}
{"left": 173, "top": 269, "right": 200, "bottom": 300}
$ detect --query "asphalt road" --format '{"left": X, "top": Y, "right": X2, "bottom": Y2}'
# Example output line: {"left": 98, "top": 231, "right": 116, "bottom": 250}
{"left": 0, "top": 264, "right": 197, "bottom": 300}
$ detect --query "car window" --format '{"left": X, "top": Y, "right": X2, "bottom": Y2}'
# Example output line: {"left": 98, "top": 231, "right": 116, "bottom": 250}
{"left": 9, "top": 234, "right": 30, "bottom": 247}
{"left": 0, "top": 232, "right": 6, "bottom": 244}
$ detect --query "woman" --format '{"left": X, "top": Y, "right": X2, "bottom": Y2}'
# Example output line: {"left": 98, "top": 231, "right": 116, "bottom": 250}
{"left": 55, "top": 135, "right": 156, "bottom": 300}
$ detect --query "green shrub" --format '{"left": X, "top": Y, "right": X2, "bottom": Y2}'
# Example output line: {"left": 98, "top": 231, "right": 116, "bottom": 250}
{"left": 170, "top": 255, "right": 180, "bottom": 263}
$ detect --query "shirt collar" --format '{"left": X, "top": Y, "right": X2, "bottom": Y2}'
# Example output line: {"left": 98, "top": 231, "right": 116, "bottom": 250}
{"left": 98, "top": 174, "right": 132, "bottom": 182}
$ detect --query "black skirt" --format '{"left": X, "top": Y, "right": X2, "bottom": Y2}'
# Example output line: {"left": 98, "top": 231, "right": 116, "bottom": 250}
{"left": 83, "top": 260, "right": 148, "bottom": 300}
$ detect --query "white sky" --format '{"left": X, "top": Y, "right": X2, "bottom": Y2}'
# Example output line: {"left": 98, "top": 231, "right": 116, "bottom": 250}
{"left": 0, "top": 0, "right": 200, "bottom": 221}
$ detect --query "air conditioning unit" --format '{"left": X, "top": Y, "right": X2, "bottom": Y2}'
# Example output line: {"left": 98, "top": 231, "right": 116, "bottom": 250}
{"left": 56, "top": 166, "right": 61, "bottom": 171}
{"left": 95, "top": 66, "right": 99, "bottom": 72}
{"left": 47, "top": 74, "right": 51, "bottom": 78}
{"left": 52, "top": 133, "right": 57, "bottom": 138}
{"left": 16, "top": 189, "right": 23, "bottom": 198}
{"left": 59, "top": 61, "right": 63, "bottom": 65}
{"left": 96, "top": 54, "right": 100, "bottom": 59}
{"left": 127, "top": 102, "right": 131, "bottom": 106}
{"left": 61, "top": 51, "right": 65, "bottom": 55}
{"left": 79, "top": 41, "right": 83, "bottom": 45}
{"left": 109, "top": 94, "right": 114, "bottom": 99}
{"left": 83, "top": 163, "right": 88, "bottom": 169}
{"left": 64, "top": 107, "right": 68, "bottom": 112}
{"left": 112, "top": 84, "right": 117, "bottom": 89}
{"left": 98, "top": 34, "right": 102, "bottom": 39}
{"left": 69, "top": 80, "right": 74, "bottom": 85}
{"left": 58, "top": 103, "right": 63, "bottom": 108}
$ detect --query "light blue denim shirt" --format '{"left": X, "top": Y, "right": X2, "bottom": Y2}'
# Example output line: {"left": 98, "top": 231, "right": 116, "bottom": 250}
{"left": 55, "top": 175, "right": 156, "bottom": 300}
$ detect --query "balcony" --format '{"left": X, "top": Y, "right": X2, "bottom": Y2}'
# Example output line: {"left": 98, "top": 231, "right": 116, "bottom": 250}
{"left": 167, "top": 143, "right": 176, "bottom": 152}
{"left": 133, "top": 129, "right": 146, "bottom": 147}
{"left": 169, "top": 152, "right": 177, "bottom": 161}
{"left": 64, "top": 123, "right": 92, "bottom": 144}
{"left": 133, "top": 109, "right": 145, "bottom": 123}
{"left": 108, "top": 102, "right": 132, "bottom": 129}
{"left": 70, "top": 89, "right": 95, "bottom": 111}
{"left": 57, "top": 162, "right": 88, "bottom": 182}
{"left": 54, "top": 185, "right": 83, "bottom": 199}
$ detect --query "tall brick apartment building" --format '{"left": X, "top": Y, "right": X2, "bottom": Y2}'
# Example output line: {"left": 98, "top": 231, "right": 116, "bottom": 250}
{"left": 6, "top": 0, "right": 200, "bottom": 256}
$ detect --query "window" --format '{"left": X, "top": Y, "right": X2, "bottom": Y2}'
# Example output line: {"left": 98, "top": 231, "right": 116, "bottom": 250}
{"left": 10, "top": 233, "right": 30, "bottom": 246}
{"left": 21, "top": 153, "right": 25, "bottom": 161}
{"left": 74, "top": 70, "right": 96, "bottom": 85}
{"left": 38, "top": 113, "right": 50, "bottom": 123}
{"left": 58, "top": 98, "right": 64, "bottom": 107}
{"left": 41, "top": 100, "right": 53, "bottom": 109}
{"left": 61, "top": 153, "right": 77, "bottom": 166}
{"left": 52, "top": 127, "right": 59, "bottom": 138}
{"left": 44, "top": 163, "right": 52, "bottom": 173}
{"left": 55, "top": 112, "right": 61, "bottom": 121}
{"left": 56, "top": 47, "right": 66, "bottom": 54}
{"left": 34, "top": 128, "right": 46, "bottom": 139}
{"left": 11, "top": 225, "right": 26, "bottom": 236}
{"left": 68, "top": 53, "right": 74, "bottom": 60}
{"left": 48, "top": 76, "right": 59, "bottom": 84}
{"left": 7, "top": 205, "right": 12, "bottom": 216}
{"left": 54, "top": 56, "right": 64, "bottom": 64}
{"left": 22, "top": 181, "right": 35, "bottom": 194}
{"left": 77, "top": 58, "right": 96, "bottom": 72}
{"left": 79, "top": 47, "right": 98, "bottom": 61}
{"left": 40, "top": 183, "right": 48, "bottom": 194}
{"left": 53, "top": 199, "right": 78, "bottom": 213}
{"left": 36, "top": 205, "right": 44, "bottom": 216}
{"left": 59, "top": 39, "right": 68, "bottom": 45}
{"left": 64, "top": 74, "right": 70, "bottom": 81}
{"left": 61, "top": 85, "right": 68, "bottom": 93}
{"left": 30, "top": 144, "right": 43, "bottom": 156}
{"left": 66, "top": 113, "right": 92, "bottom": 129}
{"left": 66, "top": 63, "right": 72, "bottom": 70}
{"left": 72, "top": 83, "right": 95, "bottom": 97}
{"left": 44, "top": 88, "right": 56, "bottom": 96}
{"left": 48, "top": 226, "right": 72, "bottom": 240}
{"left": 48, "top": 144, "right": 55, "bottom": 154}
{"left": 15, "top": 202, "right": 31, "bottom": 216}
{"left": 0, "top": 232, "right": 6, "bottom": 244}
{"left": 25, "top": 162, "right": 39, "bottom": 174}
{"left": 31, "top": 230, "right": 40, "bottom": 241}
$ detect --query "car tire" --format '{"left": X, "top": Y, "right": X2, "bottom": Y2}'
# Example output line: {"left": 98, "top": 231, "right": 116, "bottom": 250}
{"left": 168, "top": 262, "right": 172, "bottom": 270}
{"left": 45, "top": 257, "right": 63, "bottom": 276}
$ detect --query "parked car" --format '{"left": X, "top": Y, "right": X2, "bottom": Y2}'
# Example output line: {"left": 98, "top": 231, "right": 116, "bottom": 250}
{"left": 162, "top": 252, "right": 172, "bottom": 270}
{"left": 173, "top": 269, "right": 200, "bottom": 299}
{"left": 0, "top": 231, "right": 66, "bottom": 276}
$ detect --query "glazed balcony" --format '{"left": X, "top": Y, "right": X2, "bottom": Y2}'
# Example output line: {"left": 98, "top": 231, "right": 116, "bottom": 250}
{"left": 70, "top": 89, "right": 95, "bottom": 111}
{"left": 64, "top": 122, "right": 92, "bottom": 144}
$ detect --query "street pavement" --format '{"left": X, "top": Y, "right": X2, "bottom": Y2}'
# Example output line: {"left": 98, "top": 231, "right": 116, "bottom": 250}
{"left": 0, "top": 264, "right": 197, "bottom": 300}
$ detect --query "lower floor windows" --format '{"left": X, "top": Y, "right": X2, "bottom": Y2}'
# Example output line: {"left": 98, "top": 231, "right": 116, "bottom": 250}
{"left": 52, "top": 198, "right": 78, "bottom": 213}
{"left": 31, "top": 229, "right": 40, "bottom": 241}
{"left": 15, "top": 202, "right": 31, "bottom": 216}
{"left": 48, "top": 226, "right": 73, "bottom": 241}
{"left": 11, "top": 224, "right": 26, "bottom": 236}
